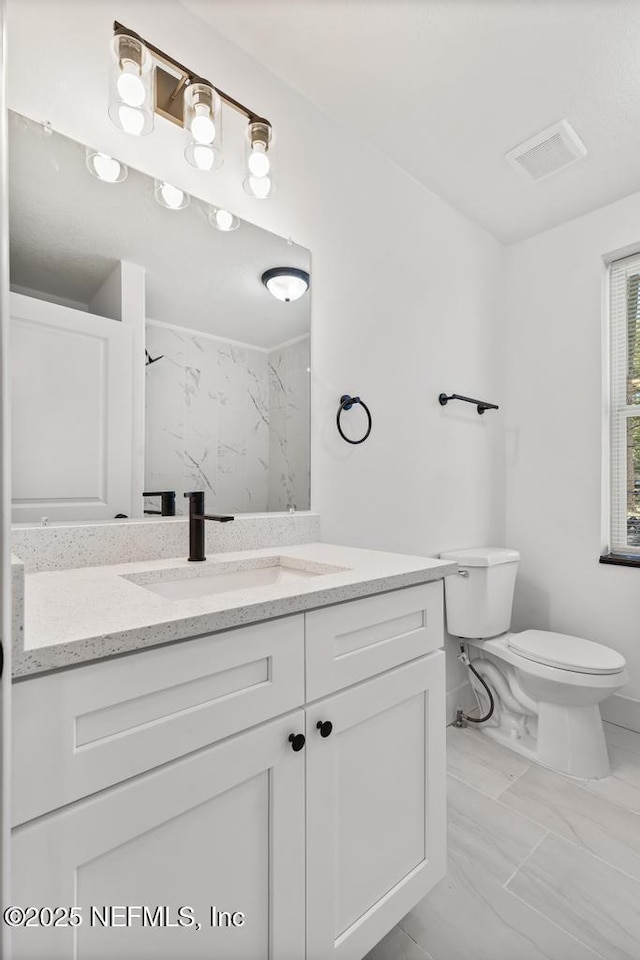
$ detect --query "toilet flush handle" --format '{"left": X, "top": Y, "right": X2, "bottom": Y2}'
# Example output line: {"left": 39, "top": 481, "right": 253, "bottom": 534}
{"left": 457, "top": 568, "right": 470, "bottom": 578}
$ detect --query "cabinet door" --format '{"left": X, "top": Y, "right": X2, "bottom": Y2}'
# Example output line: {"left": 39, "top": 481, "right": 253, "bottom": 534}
{"left": 306, "top": 653, "right": 446, "bottom": 960}
{"left": 11, "top": 711, "right": 306, "bottom": 960}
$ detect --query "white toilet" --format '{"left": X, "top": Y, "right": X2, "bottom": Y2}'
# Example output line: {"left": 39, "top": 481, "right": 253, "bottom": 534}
{"left": 440, "top": 547, "right": 628, "bottom": 779}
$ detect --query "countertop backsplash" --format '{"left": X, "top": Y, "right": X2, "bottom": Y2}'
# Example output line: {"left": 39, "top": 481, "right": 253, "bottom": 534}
{"left": 11, "top": 513, "right": 321, "bottom": 573}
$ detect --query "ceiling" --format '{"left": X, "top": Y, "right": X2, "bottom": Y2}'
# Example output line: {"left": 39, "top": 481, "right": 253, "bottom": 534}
{"left": 183, "top": 0, "right": 640, "bottom": 244}
{"left": 9, "top": 112, "right": 310, "bottom": 350}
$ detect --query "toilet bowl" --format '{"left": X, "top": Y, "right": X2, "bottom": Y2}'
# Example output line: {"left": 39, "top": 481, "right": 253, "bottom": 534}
{"left": 440, "top": 548, "right": 628, "bottom": 779}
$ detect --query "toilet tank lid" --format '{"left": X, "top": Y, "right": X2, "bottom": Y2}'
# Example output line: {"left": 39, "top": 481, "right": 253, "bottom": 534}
{"left": 439, "top": 547, "right": 520, "bottom": 567}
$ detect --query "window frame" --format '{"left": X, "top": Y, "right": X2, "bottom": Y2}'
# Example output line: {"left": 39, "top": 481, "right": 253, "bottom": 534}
{"left": 601, "top": 251, "right": 640, "bottom": 564}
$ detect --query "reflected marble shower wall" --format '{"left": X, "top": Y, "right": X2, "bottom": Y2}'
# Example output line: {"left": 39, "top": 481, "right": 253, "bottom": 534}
{"left": 268, "top": 338, "right": 311, "bottom": 511}
{"left": 145, "top": 322, "right": 310, "bottom": 514}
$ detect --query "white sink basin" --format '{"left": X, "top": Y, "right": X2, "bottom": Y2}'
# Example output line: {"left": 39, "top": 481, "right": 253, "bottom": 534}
{"left": 122, "top": 556, "right": 346, "bottom": 601}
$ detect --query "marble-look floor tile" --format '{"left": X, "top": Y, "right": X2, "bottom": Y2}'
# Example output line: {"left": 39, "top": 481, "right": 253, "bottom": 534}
{"left": 447, "top": 774, "right": 546, "bottom": 885}
{"left": 400, "top": 858, "right": 601, "bottom": 960}
{"left": 446, "top": 726, "right": 530, "bottom": 798}
{"left": 582, "top": 743, "right": 640, "bottom": 815}
{"left": 500, "top": 763, "right": 640, "bottom": 882}
{"left": 508, "top": 833, "right": 640, "bottom": 960}
{"left": 364, "top": 925, "right": 432, "bottom": 960}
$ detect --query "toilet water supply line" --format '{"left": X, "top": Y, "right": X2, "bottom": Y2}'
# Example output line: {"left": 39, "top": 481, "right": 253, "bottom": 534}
{"left": 456, "top": 646, "right": 538, "bottom": 725}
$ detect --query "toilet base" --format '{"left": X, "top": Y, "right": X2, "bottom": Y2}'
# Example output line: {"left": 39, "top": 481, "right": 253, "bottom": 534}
{"left": 476, "top": 701, "right": 611, "bottom": 780}
{"left": 536, "top": 701, "right": 610, "bottom": 779}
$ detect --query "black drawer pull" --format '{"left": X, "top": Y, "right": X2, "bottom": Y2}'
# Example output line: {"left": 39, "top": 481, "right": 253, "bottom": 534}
{"left": 288, "top": 733, "right": 306, "bottom": 752}
{"left": 316, "top": 720, "right": 333, "bottom": 738}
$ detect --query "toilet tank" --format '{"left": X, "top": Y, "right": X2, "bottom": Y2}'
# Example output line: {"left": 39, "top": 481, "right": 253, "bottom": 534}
{"left": 439, "top": 548, "right": 520, "bottom": 639}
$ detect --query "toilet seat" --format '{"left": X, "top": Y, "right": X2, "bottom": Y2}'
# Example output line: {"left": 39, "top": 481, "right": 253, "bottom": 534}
{"left": 507, "top": 630, "right": 626, "bottom": 675}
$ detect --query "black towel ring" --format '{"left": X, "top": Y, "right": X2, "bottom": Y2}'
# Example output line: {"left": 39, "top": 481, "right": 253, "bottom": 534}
{"left": 337, "top": 394, "right": 372, "bottom": 445}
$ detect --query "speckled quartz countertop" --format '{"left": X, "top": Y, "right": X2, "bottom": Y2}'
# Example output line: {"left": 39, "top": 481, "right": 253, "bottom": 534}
{"left": 14, "top": 542, "right": 456, "bottom": 678}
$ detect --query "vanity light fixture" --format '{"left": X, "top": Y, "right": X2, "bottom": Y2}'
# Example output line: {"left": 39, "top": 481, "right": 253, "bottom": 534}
{"left": 261, "top": 268, "right": 310, "bottom": 303}
{"left": 108, "top": 32, "right": 154, "bottom": 136}
{"left": 184, "top": 82, "right": 222, "bottom": 171}
{"left": 243, "top": 121, "right": 274, "bottom": 199}
{"left": 208, "top": 206, "right": 240, "bottom": 232}
{"left": 154, "top": 180, "right": 190, "bottom": 210}
{"left": 110, "top": 22, "right": 275, "bottom": 197}
{"left": 85, "top": 148, "right": 128, "bottom": 183}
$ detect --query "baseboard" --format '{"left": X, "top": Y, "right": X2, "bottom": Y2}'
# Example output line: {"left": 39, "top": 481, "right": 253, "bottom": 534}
{"left": 600, "top": 693, "right": 640, "bottom": 734}
{"left": 446, "top": 680, "right": 477, "bottom": 725}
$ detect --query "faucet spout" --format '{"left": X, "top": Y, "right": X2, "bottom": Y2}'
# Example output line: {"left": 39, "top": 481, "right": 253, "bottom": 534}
{"left": 183, "top": 492, "right": 234, "bottom": 561}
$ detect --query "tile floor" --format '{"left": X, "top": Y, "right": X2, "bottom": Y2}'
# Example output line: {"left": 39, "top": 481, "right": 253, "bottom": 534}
{"left": 365, "top": 720, "right": 640, "bottom": 960}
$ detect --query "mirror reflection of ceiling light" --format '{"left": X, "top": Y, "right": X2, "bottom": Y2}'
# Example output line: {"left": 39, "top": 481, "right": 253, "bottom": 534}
{"left": 85, "top": 148, "right": 128, "bottom": 183}
{"left": 208, "top": 207, "right": 240, "bottom": 232}
{"left": 154, "top": 180, "right": 190, "bottom": 210}
{"left": 261, "top": 268, "right": 310, "bottom": 303}
{"left": 109, "top": 23, "right": 275, "bottom": 197}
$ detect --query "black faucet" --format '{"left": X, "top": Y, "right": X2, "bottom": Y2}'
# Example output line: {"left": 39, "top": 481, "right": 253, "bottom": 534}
{"left": 143, "top": 491, "right": 176, "bottom": 516}
{"left": 183, "top": 492, "right": 234, "bottom": 562}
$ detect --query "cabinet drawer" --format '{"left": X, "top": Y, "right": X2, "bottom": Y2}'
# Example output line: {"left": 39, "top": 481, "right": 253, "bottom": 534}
{"left": 13, "top": 615, "right": 304, "bottom": 826}
{"left": 305, "top": 581, "right": 443, "bottom": 701}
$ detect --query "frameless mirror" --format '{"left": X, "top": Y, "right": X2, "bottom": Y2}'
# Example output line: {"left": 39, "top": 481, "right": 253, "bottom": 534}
{"left": 8, "top": 111, "right": 310, "bottom": 522}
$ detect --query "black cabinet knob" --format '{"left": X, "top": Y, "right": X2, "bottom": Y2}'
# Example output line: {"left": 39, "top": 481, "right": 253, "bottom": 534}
{"left": 316, "top": 720, "right": 333, "bottom": 738}
{"left": 288, "top": 733, "right": 306, "bottom": 752}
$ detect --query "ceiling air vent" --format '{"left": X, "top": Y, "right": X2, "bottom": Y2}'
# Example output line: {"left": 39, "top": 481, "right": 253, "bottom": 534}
{"left": 505, "top": 119, "right": 587, "bottom": 182}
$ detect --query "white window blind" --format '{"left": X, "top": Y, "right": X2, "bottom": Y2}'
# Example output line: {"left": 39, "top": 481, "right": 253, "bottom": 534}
{"left": 609, "top": 253, "right": 640, "bottom": 554}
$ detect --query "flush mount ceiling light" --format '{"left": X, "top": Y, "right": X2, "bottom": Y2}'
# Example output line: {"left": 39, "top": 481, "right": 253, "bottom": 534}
{"left": 208, "top": 206, "right": 240, "bottom": 232}
{"left": 85, "top": 147, "right": 128, "bottom": 183}
{"left": 109, "top": 22, "right": 275, "bottom": 197}
{"left": 262, "top": 268, "right": 310, "bottom": 303}
{"left": 154, "top": 180, "right": 190, "bottom": 210}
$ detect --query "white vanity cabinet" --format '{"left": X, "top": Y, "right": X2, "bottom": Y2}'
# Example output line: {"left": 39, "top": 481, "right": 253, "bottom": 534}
{"left": 305, "top": 653, "right": 445, "bottom": 960}
{"left": 11, "top": 581, "right": 446, "bottom": 960}
{"left": 11, "top": 711, "right": 306, "bottom": 960}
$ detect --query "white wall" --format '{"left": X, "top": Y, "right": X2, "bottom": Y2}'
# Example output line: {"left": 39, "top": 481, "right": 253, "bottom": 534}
{"left": 7, "top": 0, "right": 506, "bottom": 702}
{"left": 505, "top": 189, "right": 640, "bottom": 719}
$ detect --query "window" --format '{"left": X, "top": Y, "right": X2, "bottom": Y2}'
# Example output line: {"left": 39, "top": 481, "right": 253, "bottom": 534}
{"left": 607, "top": 253, "right": 640, "bottom": 557}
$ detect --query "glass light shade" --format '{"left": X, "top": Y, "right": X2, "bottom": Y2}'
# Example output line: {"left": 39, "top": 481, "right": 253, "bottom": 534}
{"left": 154, "top": 180, "right": 190, "bottom": 210}
{"left": 208, "top": 206, "right": 240, "bottom": 232}
{"left": 184, "top": 82, "right": 222, "bottom": 170}
{"left": 85, "top": 148, "right": 128, "bottom": 183}
{"left": 262, "top": 268, "right": 309, "bottom": 302}
{"left": 108, "top": 34, "right": 154, "bottom": 136}
{"left": 243, "top": 120, "right": 275, "bottom": 199}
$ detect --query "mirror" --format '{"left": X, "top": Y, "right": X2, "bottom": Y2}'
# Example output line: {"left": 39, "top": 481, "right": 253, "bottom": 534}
{"left": 8, "top": 111, "right": 310, "bottom": 522}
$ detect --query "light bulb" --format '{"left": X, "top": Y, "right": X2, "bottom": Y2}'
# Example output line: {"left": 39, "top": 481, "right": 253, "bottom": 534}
{"left": 117, "top": 62, "right": 145, "bottom": 107}
{"left": 248, "top": 175, "right": 272, "bottom": 199}
{"left": 215, "top": 209, "right": 234, "bottom": 230}
{"left": 208, "top": 206, "right": 239, "bottom": 232}
{"left": 248, "top": 144, "right": 270, "bottom": 177}
{"left": 160, "top": 183, "right": 185, "bottom": 209}
{"left": 92, "top": 154, "right": 122, "bottom": 182}
{"left": 190, "top": 105, "right": 216, "bottom": 144}
{"left": 118, "top": 104, "right": 145, "bottom": 136}
{"left": 160, "top": 183, "right": 184, "bottom": 210}
{"left": 192, "top": 144, "right": 215, "bottom": 170}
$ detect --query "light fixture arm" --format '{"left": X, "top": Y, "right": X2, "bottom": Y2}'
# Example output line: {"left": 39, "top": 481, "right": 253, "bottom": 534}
{"left": 113, "top": 21, "right": 270, "bottom": 128}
